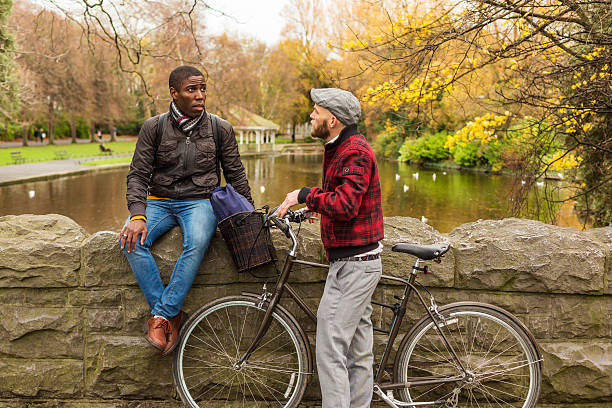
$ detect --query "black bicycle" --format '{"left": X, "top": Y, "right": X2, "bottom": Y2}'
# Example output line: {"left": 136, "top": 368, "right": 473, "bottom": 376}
{"left": 172, "top": 207, "right": 543, "bottom": 407}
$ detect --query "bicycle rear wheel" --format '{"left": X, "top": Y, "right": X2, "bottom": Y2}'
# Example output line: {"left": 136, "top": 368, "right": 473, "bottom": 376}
{"left": 394, "top": 303, "right": 541, "bottom": 407}
{"left": 173, "top": 295, "right": 310, "bottom": 408}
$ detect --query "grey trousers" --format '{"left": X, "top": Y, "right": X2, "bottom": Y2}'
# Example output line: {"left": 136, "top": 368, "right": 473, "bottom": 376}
{"left": 316, "top": 258, "right": 382, "bottom": 408}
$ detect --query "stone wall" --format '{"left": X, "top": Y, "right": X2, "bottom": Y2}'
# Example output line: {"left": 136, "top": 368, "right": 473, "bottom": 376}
{"left": 0, "top": 214, "right": 610, "bottom": 407}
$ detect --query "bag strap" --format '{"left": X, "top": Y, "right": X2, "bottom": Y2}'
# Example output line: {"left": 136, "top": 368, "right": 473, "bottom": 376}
{"left": 209, "top": 113, "right": 222, "bottom": 187}
{"left": 153, "top": 112, "right": 168, "bottom": 168}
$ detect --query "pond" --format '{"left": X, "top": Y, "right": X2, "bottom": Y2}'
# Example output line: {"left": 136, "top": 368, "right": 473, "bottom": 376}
{"left": 0, "top": 153, "right": 582, "bottom": 233}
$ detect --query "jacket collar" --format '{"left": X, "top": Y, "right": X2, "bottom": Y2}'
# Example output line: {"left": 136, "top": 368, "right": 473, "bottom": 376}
{"left": 324, "top": 124, "right": 360, "bottom": 150}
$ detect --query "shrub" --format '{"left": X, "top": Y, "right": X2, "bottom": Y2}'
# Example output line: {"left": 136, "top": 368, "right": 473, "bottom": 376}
{"left": 446, "top": 113, "right": 511, "bottom": 170}
{"left": 374, "top": 120, "right": 405, "bottom": 159}
{"left": 398, "top": 131, "right": 450, "bottom": 162}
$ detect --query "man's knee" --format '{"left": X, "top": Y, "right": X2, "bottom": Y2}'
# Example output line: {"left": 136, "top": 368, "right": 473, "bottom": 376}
{"left": 182, "top": 230, "right": 213, "bottom": 253}
{"left": 121, "top": 238, "right": 149, "bottom": 258}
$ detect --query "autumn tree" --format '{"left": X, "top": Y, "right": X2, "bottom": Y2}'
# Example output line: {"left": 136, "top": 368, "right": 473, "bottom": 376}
{"left": 0, "top": 0, "right": 20, "bottom": 139}
{"left": 338, "top": 0, "right": 611, "bottom": 225}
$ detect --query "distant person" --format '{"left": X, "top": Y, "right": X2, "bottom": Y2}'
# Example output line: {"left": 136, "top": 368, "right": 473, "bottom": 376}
{"left": 33, "top": 128, "right": 40, "bottom": 142}
{"left": 112, "top": 127, "right": 117, "bottom": 139}
{"left": 291, "top": 133, "right": 295, "bottom": 143}
{"left": 97, "top": 129, "right": 102, "bottom": 141}
{"left": 99, "top": 143, "right": 112, "bottom": 153}
{"left": 41, "top": 130, "right": 46, "bottom": 143}
{"left": 118, "top": 65, "right": 253, "bottom": 356}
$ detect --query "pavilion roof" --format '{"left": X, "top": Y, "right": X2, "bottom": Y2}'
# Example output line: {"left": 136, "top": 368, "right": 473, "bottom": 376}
{"left": 225, "top": 106, "right": 280, "bottom": 130}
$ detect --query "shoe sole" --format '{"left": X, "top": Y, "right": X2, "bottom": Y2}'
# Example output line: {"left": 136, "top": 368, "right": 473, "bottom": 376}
{"left": 143, "top": 321, "right": 165, "bottom": 352}
{"left": 161, "top": 312, "right": 189, "bottom": 357}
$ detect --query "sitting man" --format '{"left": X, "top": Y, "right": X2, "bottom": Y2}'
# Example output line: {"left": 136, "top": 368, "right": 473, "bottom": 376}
{"left": 119, "top": 65, "right": 253, "bottom": 356}
{"left": 99, "top": 143, "right": 112, "bottom": 153}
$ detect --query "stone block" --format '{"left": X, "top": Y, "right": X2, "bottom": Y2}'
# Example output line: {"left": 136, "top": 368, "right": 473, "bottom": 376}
{"left": 85, "top": 335, "right": 174, "bottom": 399}
{"left": 0, "top": 358, "right": 83, "bottom": 398}
{"left": 540, "top": 341, "right": 612, "bottom": 402}
{"left": 0, "top": 214, "right": 87, "bottom": 288}
{"left": 449, "top": 218, "right": 606, "bottom": 294}
{"left": 86, "top": 308, "right": 124, "bottom": 332}
{"left": 0, "top": 288, "right": 123, "bottom": 308}
{"left": 549, "top": 295, "right": 612, "bottom": 340}
{"left": 0, "top": 400, "right": 183, "bottom": 408}
{"left": 382, "top": 217, "right": 454, "bottom": 287}
{"left": 271, "top": 222, "right": 329, "bottom": 283}
{"left": 0, "top": 306, "right": 83, "bottom": 359}
{"left": 82, "top": 231, "right": 133, "bottom": 287}
{"left": 586, "top": 227, "right": 612, "bottom": 295}
{"left": 68, "top": 288, "right": 123, "bottom": 308}
{"left": 121, "top": 289, "right": 154, "bottom": 335}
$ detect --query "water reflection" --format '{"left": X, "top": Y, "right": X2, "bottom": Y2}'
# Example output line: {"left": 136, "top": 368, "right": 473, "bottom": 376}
{"left": 0, "top": 154, "right": 582, "bottom": 233}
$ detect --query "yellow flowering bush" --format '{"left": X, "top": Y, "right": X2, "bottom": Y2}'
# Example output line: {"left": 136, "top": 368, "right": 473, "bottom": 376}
{"left": 445, "top": 113, "right": 511, "bottom": 150}
{"left": 543, "top": 151, "right": 582, "bottom": 173}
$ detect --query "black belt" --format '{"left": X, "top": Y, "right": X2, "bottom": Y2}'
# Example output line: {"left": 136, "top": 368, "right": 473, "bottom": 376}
{"left": 334, "top": 253, "right": 380, "bottom": 262}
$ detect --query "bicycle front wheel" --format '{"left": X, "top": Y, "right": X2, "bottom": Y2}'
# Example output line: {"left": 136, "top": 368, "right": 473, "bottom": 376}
{"left": 394, "top": 303, "right": 541, "bottom": 407}
{"left": 172, "top": 295, "right": 310, "bottom": 408}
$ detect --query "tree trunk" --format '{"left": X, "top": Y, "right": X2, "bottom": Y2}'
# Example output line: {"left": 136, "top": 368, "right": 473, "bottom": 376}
{"left": 23, "top": 124, "right": 31, "bottom": 147}
{"left": 48, "top": 99, "right": 55, "bottom": 145}
{"left": 110, "top": 121, "right": 117, "bottom": 142}
{"left": 90, "top": 122, "right": 95, "bottom": 142}
{"left": 49, "top": 120, "right": 55, "bottom": 145}
{"left": 70, "top": 115, "right": 77, "bottom": 144}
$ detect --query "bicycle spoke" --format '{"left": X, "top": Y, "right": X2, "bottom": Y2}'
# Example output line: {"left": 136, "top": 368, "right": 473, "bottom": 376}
{"left": 221, "top": 305, "right": 240, "bottom": 359}
{"left": 174, "top": 298, "right": 307, "bottom": 408}
{"left": 395, "top": 307, "right": 540, "bottom": 408}
{"left": 243, "top": 366, "right": 289, "bottom": 405}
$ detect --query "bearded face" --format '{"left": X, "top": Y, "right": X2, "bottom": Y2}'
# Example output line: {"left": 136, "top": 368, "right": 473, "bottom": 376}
{"left": 311, "top": 119, "right": 330, "bottom": 140}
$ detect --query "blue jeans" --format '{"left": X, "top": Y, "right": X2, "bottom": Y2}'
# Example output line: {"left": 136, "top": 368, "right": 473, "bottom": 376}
{"left": 122, "top": 199, "right": 217, "bottom": 320}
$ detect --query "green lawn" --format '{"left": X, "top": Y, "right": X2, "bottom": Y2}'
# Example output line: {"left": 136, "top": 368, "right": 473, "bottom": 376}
{"left": 0, "top": 141, "right": 136, "bottom": 166}
{"left": 81, "top": 156, "right": 132, "bottom": 166}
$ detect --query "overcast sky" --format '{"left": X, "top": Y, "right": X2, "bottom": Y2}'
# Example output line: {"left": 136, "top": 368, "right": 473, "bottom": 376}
{"left": 204, "top": 0, "right": 291, "bottom": 45}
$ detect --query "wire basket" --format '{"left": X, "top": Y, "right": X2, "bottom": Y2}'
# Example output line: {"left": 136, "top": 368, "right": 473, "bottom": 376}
{"left": 217, "top": 211, "right": 277, "bottom": 273}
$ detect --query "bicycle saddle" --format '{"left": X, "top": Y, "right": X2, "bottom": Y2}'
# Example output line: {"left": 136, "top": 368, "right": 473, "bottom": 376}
{"left": 391, "top": 243, "right": 450, "bottom": 260}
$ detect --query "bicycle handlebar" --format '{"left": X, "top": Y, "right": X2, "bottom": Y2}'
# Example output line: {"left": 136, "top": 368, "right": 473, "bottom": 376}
{"left": 265, "top": 205, "right": 313, "bottom": 240}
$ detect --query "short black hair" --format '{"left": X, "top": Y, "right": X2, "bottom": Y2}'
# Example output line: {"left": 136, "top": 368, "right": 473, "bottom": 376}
{"left": 169, "top": 66, "right": 205, "bottom": 90}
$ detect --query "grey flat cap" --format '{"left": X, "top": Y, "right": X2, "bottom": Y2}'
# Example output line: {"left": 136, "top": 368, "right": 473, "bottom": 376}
{"left": 310, "top": 88, "right": 361, "bottom": 126}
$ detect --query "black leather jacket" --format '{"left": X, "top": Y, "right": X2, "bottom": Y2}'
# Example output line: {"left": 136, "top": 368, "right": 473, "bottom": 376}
{"left": 126, "top": 112, "right": 253, "bottom": 218}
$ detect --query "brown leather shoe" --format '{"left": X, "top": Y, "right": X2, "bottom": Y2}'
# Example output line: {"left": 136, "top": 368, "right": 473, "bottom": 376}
{"left": 162, "top": 310, "right": 188, "bottom": 356}
{"left": 145, "top": 316, "right": 169, "bottom": 351}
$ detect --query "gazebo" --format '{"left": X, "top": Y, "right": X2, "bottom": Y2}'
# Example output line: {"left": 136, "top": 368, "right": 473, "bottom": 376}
{"left": 223, "top": 106, "right": 280, "bottom": 152}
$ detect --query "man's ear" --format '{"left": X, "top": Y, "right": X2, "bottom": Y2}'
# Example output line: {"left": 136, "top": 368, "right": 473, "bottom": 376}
{"left": 169, "top": 87, "right": 178, "bottom": 100}
{"left": 329, "top": 115, "right": 338, "bottom": 129}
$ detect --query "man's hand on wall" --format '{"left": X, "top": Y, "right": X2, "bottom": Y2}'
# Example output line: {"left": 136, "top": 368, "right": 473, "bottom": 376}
{"left": 118, "top": 220, "right": 148, "bottom": 253}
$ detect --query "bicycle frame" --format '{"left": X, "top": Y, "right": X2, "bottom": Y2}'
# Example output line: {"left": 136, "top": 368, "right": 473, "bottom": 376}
{"left": 235, "top": 221, "right": 469, "bottom": 405}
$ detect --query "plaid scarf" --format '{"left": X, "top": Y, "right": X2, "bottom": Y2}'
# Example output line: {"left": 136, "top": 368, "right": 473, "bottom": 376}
{"left": 169, "top": 101, "right": 205, "bottom": 134}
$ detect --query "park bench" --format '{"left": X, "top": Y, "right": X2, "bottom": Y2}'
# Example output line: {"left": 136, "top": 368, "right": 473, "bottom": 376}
{"left": 54, "top": 150, "right": 70, "bottom": 160}
{"left": 11, "top": 151, "right": 25, "bottom": 164}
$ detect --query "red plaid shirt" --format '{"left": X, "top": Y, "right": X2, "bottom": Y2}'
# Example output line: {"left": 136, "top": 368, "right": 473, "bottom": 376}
{"left": 305, "top": 125, "right": 384, "bottom": 258}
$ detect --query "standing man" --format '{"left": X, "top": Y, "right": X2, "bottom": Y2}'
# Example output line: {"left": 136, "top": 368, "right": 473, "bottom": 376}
{"left": 119, "top": 65, "right": 253, "bottom": 356}
{"left": 278, "top": 88, "right": 384, "bottom": 408}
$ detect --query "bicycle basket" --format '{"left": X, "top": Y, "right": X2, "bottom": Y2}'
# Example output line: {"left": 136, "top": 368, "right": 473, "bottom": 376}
{"left": 217, "top": 211, "right": 277, "bottom": 272}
